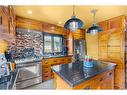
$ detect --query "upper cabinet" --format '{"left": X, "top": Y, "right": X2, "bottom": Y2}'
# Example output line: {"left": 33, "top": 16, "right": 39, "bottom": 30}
{"left": 16, "top": 16, "right": 42, "bottom": 31}
{"left": 98, "top": 20, "right": 109, "bottom": 31}
{"left": 0, "top": 5, "right": 16, "bottom": 36}
{"left": 16, "top": 16, "right": 67, "bottom": 36}
{"left": 109, "top": 16, "right": 125, "bottom": 29}
{"left": 73, "top": 29, "right": 85, "bottom": 40}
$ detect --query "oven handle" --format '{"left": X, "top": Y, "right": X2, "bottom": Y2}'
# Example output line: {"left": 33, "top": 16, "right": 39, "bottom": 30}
{"left": 17, "top": 63, "right": 41, "bottom": 68}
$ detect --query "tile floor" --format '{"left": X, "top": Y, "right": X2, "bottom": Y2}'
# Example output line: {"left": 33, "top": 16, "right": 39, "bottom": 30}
{"left": 24, "top": 79, "right": 55, "bottom": 90}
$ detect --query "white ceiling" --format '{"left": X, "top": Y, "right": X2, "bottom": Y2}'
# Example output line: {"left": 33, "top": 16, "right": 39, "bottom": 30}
{"left": 15, "top": 6, "right": 127, "bottom": 28}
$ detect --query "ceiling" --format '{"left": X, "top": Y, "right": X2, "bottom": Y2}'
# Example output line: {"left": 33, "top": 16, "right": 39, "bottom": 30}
{"left": 15, "top": 6, "right": 127, "bottom": 28}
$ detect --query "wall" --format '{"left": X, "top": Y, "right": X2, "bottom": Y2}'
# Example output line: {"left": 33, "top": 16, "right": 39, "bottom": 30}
{"left": 0, "top": 39, "right": 8, "bottom": 53}
{"left": 86, "top": 33, "right": 98, "bottom": 60}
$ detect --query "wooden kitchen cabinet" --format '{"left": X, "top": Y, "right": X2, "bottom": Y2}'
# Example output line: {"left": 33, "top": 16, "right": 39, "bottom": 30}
{"left": 109, "top": 16, "right": 125, "bottom": 29}
{"left": 107, "top": 28, "right": 124, "bottom": 60}
{"left": 0, "top": 6, "right": 9, "bottom": 33}
{"left": 54, "top": 69, "right": 114, "bottom": 89}
{"left": 16, "top": 16, "right": 42, "bottom": 31}
{"left": 16, "top": 16, "right": 67, "bottom": 35}
{"left": 98, "top": 20, "right": 109, "bottom": 31}
{"left": 73, "top": 29, "right": 85, "bottom": 40}
{"left": 98, "top": 15, "right": 126, "bottom": 89}
{"left": 0, "top": 5, "right": 16, "bottom": 35}
{"left": 42, "top": 56, "right": 72, "bottom": 81}
{"left": 98, "top": 31, "right": 109, "bottom": 60}
{"left": 94, "top": 70, "right": 114, "bottom": 89}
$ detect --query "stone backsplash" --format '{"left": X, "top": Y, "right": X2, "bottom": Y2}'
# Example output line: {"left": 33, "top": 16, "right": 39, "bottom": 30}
{"left": 12, "top": 28, "right": 43, "bottom": 58}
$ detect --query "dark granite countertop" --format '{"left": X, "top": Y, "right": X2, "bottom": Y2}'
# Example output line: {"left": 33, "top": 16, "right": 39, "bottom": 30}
{"left": 52, "top": 60, "right": 116, "bottom": 87}
{"left": 0, "top": 70, "right": 18, "bottom": 90}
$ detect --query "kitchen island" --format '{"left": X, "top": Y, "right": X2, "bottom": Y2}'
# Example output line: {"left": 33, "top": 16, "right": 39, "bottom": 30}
{"left": 52, "top": 60, "right": 116, "bottom": 89}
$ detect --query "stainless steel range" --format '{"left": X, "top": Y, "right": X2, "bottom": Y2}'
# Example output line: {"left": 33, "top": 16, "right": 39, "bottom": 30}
{"left": 15, "top": 57, "right": 42, "bottom": 89}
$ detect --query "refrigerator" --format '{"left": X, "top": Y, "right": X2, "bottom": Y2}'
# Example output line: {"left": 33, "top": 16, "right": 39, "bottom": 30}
{"left": 73, "top": 39, "right": 86, "bottom": 61}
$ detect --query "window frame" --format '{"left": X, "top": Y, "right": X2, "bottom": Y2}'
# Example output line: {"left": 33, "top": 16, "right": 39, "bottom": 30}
{"left": 43, "top": 32, "right": 64, "bottom": 56}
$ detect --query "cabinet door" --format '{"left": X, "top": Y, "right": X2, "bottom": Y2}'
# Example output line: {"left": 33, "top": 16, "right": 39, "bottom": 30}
{"left": 109, "top": 16, "right": 124, "bottom": 29}
{"left": 98, "top": 20, "right": 109, "bottom": 31}
{"left": 92, "top": 70, "right": 114, "bottom": 90}
{"left": 114, "top": 68, "right": 125, "bottom": 89}
{"left": 98, "top": 31, "right": 109, "bottom": 60}
{"left": 16, "top": 16, "right": 42, "bottom": 31}
{"left": 8, "top": 5, "right": 16, "bottom": 35}
{"left": 107, "top": 28, "right": 124, "bottom": 60}
{"left": 0, "top": 6, "right": 9, "bottom": 33}
{"left": 73, "top": 29, "right": 85, "bottom": 40}
{"left": 99, "top": 73, "right": 114, "bottom": 89}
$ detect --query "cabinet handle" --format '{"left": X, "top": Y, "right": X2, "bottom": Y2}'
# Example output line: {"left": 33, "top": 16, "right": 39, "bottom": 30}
{"left": 109, "top": 72, "right": 112, "bottom": 76}
{"left": 84, "top": 86, "right": 92, "bottom": 90}
{"left": 100, "top": 72, "right": 112, "bottom": 81}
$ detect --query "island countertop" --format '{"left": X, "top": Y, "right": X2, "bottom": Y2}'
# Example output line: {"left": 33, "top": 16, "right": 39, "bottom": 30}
{"left": 52, "top": 60, "right": 116, "bottom": 87}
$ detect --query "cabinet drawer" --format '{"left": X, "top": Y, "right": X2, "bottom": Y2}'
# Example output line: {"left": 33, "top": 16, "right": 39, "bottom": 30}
{"left": 42, "top": 75, "right": 52, "bottom": 81}
{"left": 66, "top": 58, "right": 72, "bottom": 63}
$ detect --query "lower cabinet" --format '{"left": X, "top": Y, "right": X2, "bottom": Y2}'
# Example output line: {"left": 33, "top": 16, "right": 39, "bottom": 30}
{"left": 54, "top": 69, "right": 114, "bottom": 90}
{"left": 42, "top": 56, "right": 72, "bottom": 81}
{"left": 114, "top": 68, "right": 125, "bottom": 89}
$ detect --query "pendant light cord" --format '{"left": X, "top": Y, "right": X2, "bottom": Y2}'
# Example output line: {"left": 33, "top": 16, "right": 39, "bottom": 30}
{"left": 72, "top": 5, "right": 75, "bottom": 17}
{"left": 91, "top": 9, "right": 97, "bottom": 24}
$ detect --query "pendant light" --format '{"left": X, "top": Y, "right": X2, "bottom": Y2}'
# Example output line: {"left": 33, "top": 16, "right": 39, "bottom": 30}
{"left": 64, "top": 6, "right": 84, "bottom": 32}
{"left": 87, "top": 9, "right": 103, "bottom": 35}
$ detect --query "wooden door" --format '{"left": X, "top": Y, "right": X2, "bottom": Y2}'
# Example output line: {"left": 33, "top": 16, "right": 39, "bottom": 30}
{"left": 98, "top": 20, "right": 109, "bottom": 31}
{"left": 92, "top": 70, "right": 114, "bottom": 90}
{"left": 0, "top": 6, "right": 9, "bottom": 33}
{"left": 8, "top": 5, "right": 16, "bottom": 35}
{"left": 98, "top": 31, "right": 109, "bottom": 60}
{"left": 107, "top": 28, "right": 124, "bottom": 61}
{"left": 109, "top": 16, "right": 124, "bottom": 29}
{"left": 114, "top": 68, "right": 125, "bottom": 89}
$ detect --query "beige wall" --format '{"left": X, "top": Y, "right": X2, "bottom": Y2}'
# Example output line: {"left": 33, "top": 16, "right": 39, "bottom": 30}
{"left": 86, "top": 33, "right": 98, "bottom": 60}
{"left": 0, "top": 39, "right": 8, "bottom": 53}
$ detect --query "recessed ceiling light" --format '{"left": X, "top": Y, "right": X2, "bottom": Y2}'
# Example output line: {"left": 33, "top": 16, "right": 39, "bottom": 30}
{"left": 58, "top": 21, "right": 62, "bottom": 24}
{"left": 28, "top": 10, "right": 32, "bottom": 14}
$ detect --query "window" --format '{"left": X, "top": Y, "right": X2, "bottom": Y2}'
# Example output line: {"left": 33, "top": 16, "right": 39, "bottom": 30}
{"left": 44, "top": 35, "right": 52, "bottom": 53}
{"left": 44, "top": 33, "right": 63, "bottom": 55}
{"left": 54, "top": 36, "right": 62, "bottom": 52}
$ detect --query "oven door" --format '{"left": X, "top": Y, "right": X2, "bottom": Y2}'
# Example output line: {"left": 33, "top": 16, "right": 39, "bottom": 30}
{"left": 16, "top": 62, "right": 42, "bottom": 82}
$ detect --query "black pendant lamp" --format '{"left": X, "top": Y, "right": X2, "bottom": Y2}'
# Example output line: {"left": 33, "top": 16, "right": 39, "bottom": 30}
{"left": 87, "top": 9, "right": 103, "bottom": 35}
{"left": 64, "top": 6, "right": 84, "bottom": 32}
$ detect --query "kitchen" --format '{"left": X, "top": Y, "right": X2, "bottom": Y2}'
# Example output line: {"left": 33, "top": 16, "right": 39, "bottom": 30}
{"left": 0, "top": 5, "right": 127, "bottom": 90}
